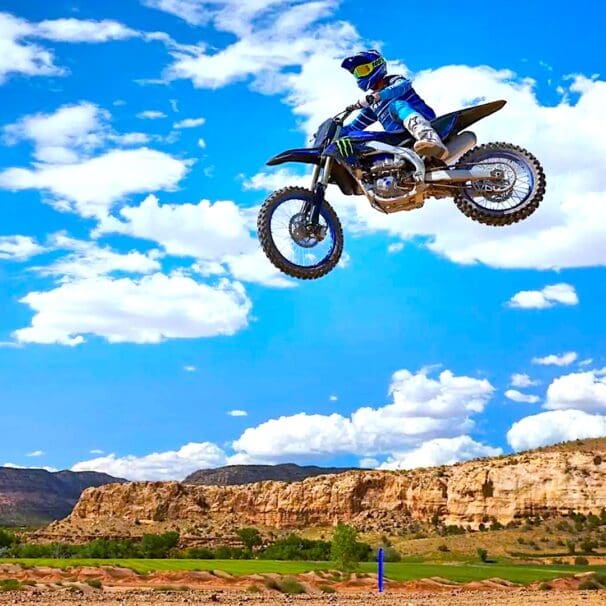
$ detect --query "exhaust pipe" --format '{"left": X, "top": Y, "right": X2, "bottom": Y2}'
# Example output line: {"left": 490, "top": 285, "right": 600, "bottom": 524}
{"left": 444, "top": 131, "right": 477, "bottom": 164}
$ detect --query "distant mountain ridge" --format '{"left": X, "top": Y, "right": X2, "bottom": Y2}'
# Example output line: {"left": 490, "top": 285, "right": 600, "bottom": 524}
{"left": 184, "top": 463, "right": 361, "bottom": 486}
{"left": 0, "top": 467, "right": 124, "bottom": 526}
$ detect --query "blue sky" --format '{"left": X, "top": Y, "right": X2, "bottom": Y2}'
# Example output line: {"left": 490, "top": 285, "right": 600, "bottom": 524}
{"left": 1, "top": 0, "right": 605, "bottom": 480}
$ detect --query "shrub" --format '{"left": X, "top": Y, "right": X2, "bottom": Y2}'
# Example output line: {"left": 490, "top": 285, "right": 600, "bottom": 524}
{"left": 578, "top": 579, "right": 600, "bottom": 590}
{"left": 85, "top": 579, "right": 102, "bottom": 589}
{"left": 437, "top": 544, "right": 449, "bottom": 552}
{"left": 319, "top": 584, "right": 336, "bottom": 593}
{"left": 0, "top": 529, "right": 17, "bottom": 549}
{"left": 260, "top": 534, "right": 331, "bottom": 561}
{"left": 246, "top": 584, "right": 261, "bottom": 593}
{"left": 477, "top": 548, "right": 488, "bottom": 563}
{"left": 538, "top": 582, "right": 552, "bottom": 591}
{"left": 566, "top": 540, "right": 576, "bottom": 554}
{"left": 237, "top": 528, "right": 262, "bottom": 552}
{"left": 0, "top": 579, "right": 22, "bottom": 592}
{"left": 580, "top": 539, "right": 598, "bottom": 554}
{"left": 140, "top": 532, "right": 180, "bottom": 558}
{"left": 379, "top": 546, "right": 401, "bottom": 562}
{"left": 574, "top": 556, "right": 589, "bottom": 566}
{"left": 277, "top": 577, "right": 306, "bottom": 594}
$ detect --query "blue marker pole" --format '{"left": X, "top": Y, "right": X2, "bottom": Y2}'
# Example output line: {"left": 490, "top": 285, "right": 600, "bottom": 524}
{"left": 378, "top": 546, "right": 384, "bottom": 593}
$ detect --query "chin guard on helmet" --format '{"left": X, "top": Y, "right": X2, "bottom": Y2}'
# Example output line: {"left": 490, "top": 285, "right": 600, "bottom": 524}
{"left": 341, "top": 49, "right": 387, "bottom": 91}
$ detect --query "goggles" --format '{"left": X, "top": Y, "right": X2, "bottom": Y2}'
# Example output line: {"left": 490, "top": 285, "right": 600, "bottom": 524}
{"left": 352, "top": 57, "right": 384, "bottom": 78}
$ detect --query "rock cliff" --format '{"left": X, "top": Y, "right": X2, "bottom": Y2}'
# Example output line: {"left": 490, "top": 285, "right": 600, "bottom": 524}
{"left": 47, "top": 441, "right": 606, "bottom": 540}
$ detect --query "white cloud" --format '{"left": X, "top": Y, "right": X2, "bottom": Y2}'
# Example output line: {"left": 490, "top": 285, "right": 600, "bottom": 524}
{"left": 508, "top": 283, "right": 579, "bottom": 309}
{"left": 0, "top": 13, "right": 138, "bottom": 85}
{"left": 72, "top": 441, "right": 227, "bottom": 481}
{"left": 141, "top": 0, "right": 212, "bottom": 25}
{"left": 13, "top": 273, "right": 251, "bottom": 346}
{"left": 183, "top": 365, "right": 197, "bottom": 372}
{"left": 98, "top": 195, "right": 292, "bottom": 287}
{"left": 532, "top": 352, "right": 578, "bottom": 367}
{"left": 26, "top": 450, "right": 45, "bottom": 457}
{"left": 137, "top": 110, "right": 167, "bottom": 120}
{"left": 228, "top": 409, "right": 248, "bottom": 417}
{"left": 359, "top": 457, "right": 379, "bottom": 468}
{"left": 544, "top": 369, "right": 606, "bottom": 413}
{"left": 0, "top": 12, "right": 62, "bottom": 84}
{"left": 4, "top": 102, "right": 108, "bottom": 163}
{"left": 232, "top": 368, "right": 494, "bottom": 461}
{"left": 36, "top": 235, "right": 161, "bottom": 280}
{"left": 174, "top": 117, "right": 205, "bottom": 128}
{"left": 89, "top": 449, "right": 104, "bottom": 455}
{"left": 34, "top": 19, "right": 137, "bottom": 43}
{"left": 381, "top": 436, "right": 502, "bottom": 470}
{"left": 505, "top": 389, "right": 540, "bottom": 404}
{"left": 507, "top": 409, "right": 606, "bottom": 451}
{"left": 329, "top": 395, "right": 338, "bottom": 401}
{"left": 510, "top": 373, "right": 540, "bottom": 388}
{"left": 197, "top": 138, "right": 206, "bottom": 148}
{"left": 0, "top": 148, "right": 190, "bottom": 218}
{"left": 0, "top": 235, "right": 45, "bottom": 260}
{"left": 387, "top": 242, "right": 404, "bottom": 254}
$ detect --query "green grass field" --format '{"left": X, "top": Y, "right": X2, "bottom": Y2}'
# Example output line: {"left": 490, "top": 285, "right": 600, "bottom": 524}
{"left": 2, "top": 558, "right": 604, "bottom": 584}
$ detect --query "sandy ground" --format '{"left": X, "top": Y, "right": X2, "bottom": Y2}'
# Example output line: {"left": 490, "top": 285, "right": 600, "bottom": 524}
{"left": 1, "top": 588, "right": 605, "bottom": 605}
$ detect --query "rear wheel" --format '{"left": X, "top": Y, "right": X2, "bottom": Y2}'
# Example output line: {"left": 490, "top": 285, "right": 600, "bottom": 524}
{"left": 257, "top": 186, "right": 344, "bottom": 280}
{"left": 454, "top": 142, "right": 546, "bottom": 226}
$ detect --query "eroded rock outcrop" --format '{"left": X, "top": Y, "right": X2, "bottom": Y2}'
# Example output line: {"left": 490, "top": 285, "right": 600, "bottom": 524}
{"left": 47, "top": 442, "right": 606, "bottom": 539}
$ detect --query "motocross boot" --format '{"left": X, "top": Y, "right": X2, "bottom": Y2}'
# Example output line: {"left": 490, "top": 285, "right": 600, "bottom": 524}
{"left": 403, "top": 113, "right": 448, "bottom": 160}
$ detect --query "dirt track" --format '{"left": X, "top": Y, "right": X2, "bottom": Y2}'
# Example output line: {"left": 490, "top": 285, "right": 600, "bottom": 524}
{"left": 1, "top": 588, "right": 605, "bottom": 605}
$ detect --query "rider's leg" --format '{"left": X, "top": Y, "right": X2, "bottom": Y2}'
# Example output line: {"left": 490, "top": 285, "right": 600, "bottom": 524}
{"left": 393, "top": 100, "right": 448, "bottom": 159}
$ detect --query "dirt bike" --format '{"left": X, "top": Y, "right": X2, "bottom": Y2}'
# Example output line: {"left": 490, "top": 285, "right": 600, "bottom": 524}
{"left": 257, "top": 100, "right": 546, "bottom": 280}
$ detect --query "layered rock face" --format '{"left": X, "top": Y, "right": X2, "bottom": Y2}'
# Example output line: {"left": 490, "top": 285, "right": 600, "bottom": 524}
{"left": 52, "top": 444, "right": 606, "bottom": 537}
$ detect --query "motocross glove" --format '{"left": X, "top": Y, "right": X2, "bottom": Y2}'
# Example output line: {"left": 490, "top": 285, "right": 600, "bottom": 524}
{"left": 356, "top": 93, "right": 378, "bottom": 108}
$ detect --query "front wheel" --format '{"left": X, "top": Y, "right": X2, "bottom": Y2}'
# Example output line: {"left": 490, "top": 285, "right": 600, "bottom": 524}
{"left": 454, "top": 142, "right": 546, "bottom": 226}
{"left": 257, "top": 186, "right": 344, "bottom": 280}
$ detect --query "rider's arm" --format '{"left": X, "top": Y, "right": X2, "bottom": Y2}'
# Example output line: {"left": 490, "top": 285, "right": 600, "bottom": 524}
{"left": 343, "top": 107, "right": 377, "bottom": 134}
{"left": 376, "top": 76, "right": 412, "bottom": 102}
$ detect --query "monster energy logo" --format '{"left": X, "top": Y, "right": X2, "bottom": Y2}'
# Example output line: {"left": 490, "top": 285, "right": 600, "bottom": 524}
{"left": 336, "top": 137, "right": 354, "bottom": 156}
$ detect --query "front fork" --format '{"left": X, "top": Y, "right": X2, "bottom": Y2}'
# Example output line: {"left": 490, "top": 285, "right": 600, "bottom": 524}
{"left": 307, "top": 157, "right": 332, "bottom": 225}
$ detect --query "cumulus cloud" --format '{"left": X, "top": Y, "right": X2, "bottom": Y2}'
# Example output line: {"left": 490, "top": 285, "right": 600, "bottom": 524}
{"left": 35, "top": 235, "right": 161, "bottom": 280}
{"left": 98, "top": 195, "right": 292, "bottom": 287}
{"left": 0, "top": 148, "right": 190, "bottom": 218}
{"left": 0, "top": 12, "right": 137, "bottom": 84}
{"left": 0, "top": 235, "right": 45, "bottom": 260}
{"left": 4, "top": 102, "right": 109, "bottom": 164}
{"left": 34, "top": 18, "right": 137, "bottom": 43}
{"left": 504, "top": 389, "right": 540, "bottom": 404}
{"left": 532, "top": 352, "right": 578, "bottom": 366}
{"left": 72, "top": 442, "right": 227, "bottom": 481}
{"left": 510, "top": 373, "right": 540, "bottom": 388}
{"left": 227, "top": 409, "right": 247, "bottom": 417}
{"left": 232, "top": 368, "right": 494, "bottom": 461}
{"left": 507, "top": 409, "right": 606, "bottom": 451}
{"left": 13, "top": 273, "right": 251, "bottom": 346}
{"left": 507, "top": 283, "right": 579, "bottom": 309}
{"left": 380, "top": 436, "right": 502, "bottom": 470}
{"left": 544, "top": 369, "right": 606, "bottom": 412}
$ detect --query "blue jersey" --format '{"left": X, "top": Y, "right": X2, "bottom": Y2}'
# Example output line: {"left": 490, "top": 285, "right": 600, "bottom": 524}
{"left": 345, "top": 74, "right": 436, "bottom": 134}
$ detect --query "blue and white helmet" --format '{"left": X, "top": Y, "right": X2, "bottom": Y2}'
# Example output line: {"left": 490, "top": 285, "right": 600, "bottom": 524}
{"left": 341, "top": 49, "right": 387, "bottom": 91}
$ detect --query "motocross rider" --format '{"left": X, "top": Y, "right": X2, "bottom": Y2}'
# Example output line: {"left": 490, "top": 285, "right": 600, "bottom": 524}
{"left": 340, "top": 50, "right": 448, "bottom": 159}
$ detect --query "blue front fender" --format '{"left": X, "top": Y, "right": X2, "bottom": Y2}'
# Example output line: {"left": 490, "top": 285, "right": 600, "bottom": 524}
{"left": 267, "top": 147, "right": 322, "bottom": 167}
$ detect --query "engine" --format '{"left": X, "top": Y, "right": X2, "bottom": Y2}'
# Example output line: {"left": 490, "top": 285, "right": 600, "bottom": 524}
{"left": 367, "top": 156, "right": 415, "bottom": 198}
